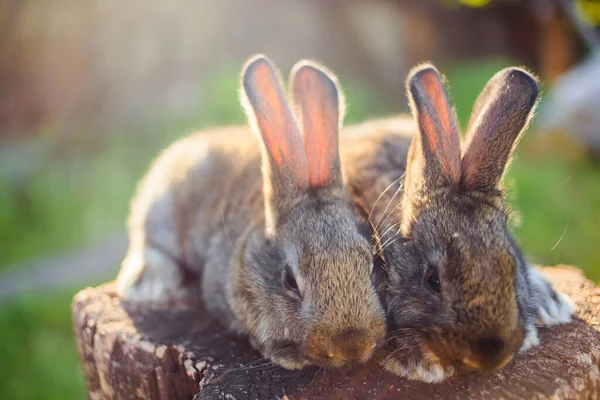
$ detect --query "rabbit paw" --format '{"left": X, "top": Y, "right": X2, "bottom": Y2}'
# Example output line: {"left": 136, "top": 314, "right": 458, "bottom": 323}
{"left": 536, "top": 290, "right": 575, "bottom": 326}
{"left": 270, "top": 355, "right": 309, "bottom": 370}
{"left": 519, "top": 325, "right": 540, "bottom": 352}
{"left": 528, "top": 267, "right": 575, "bottom": 326}
{"left": 384, "top": 356, "right": 454, "bottom": 383}
{"left": 116, "top": 246, "right": 186, "bottom": 303}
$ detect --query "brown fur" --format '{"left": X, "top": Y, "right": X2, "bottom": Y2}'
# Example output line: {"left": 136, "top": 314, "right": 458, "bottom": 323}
{"left": 340, "top": 64, "right": 571, "bottom": 382}
{"left": 115, "top": 58, "right": 572, "bottom": 378}
{"left": 116, "top": 55, "right": 386, "bottom": 371}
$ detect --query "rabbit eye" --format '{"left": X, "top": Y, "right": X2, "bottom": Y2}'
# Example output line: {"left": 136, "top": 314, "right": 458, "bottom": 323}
{"left": 425, "top": 267, "right": 441, "bottom": 294}
{"left": 284, "top": 265, "right": 301, "bottom": 298}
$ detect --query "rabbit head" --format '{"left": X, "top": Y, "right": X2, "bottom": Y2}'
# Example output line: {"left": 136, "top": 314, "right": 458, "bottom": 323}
{"left": 382, "top": 64, "right": 540, "bottom": 377}
{"left": 234, "top": 56, "right": 386, "bottom": 370}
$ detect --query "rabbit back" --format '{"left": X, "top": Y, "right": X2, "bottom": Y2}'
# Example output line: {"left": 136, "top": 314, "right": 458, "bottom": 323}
{"left": 340, "top": 116, "right": 414, "bottom": 221}
{"left": 117, "top": 126, "right": 264, "bottom": 306}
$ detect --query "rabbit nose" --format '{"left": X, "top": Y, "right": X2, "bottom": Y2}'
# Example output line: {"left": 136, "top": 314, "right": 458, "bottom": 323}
{"left": 463, "top": 337, "right": 514, "bottom": 371}
{"left": 304, "top": 328, "right": 378, "bottom": 366}
{"left": 475, "top": 337, "right": 505, "bottom": 355}
{"left": 331, "top": 328, "right": 379, "bottom": 363}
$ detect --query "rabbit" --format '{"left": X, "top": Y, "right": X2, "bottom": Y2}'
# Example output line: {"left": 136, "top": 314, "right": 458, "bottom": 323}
{"left": 115, "top": 55, "right": 387, "bottom": 370}
{"left": 339, "top": 63, "right": 575, "bottom": 383}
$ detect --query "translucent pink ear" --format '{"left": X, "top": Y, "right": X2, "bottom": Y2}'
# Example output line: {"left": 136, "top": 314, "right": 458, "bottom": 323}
{"left": 290, "top": 61, "right": 344, "bottom": 189}
{"left": 241, "top": 55, "right": 309, "bottom": 190}
{"left": 461, "top": 68, "right": 539, "bottom": 191}
{"left": 241, "top": 55, "right": 310, "bottom": 227}
{"left": 406, "top": 64, "right": 462, "bottom": 188}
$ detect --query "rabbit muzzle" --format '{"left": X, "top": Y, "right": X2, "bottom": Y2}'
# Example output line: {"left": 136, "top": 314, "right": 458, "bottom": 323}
{"left": 426, "top": 326, "right": 525, "bottom": 372}
{"left": 302, "top": 325, "right": 385, "bottom": 367}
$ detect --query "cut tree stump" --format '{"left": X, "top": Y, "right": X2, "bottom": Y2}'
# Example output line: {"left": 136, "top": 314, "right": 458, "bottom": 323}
{"left": 72, "top": 266, "right": 600, "bottom": 399}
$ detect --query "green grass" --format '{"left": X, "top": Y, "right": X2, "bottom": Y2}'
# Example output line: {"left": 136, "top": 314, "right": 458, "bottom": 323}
{"left": 0, "top": 289, "right": 86, "bottom": 400}
{"left": 508, "top": 147, "right": 600, "bottom": 282}
{"left": 0, "top": 59, "right": 599, "bottom": 399}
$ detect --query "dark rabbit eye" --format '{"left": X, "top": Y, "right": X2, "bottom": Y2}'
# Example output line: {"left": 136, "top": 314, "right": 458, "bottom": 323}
{"left": 284, "top": 265, "right": 301, "bottom": 298}
{"left": 425, "top": 267, "right": 441, "bottom": 294}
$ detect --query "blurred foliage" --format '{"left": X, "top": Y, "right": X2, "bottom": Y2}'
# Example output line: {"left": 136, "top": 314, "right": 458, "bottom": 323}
{"left": 577, "top": 0, "right": 600, "bottom": 26}
{"left": 457, "top": 0, "right": 491, "bottom": 8}
{"left": 0, "top": 59, "right": 598, "bottom": 398}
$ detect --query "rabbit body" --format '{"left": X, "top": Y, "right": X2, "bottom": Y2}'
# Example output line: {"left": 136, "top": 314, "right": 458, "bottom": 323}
{"left": 116, "top": 55, "right": 574, "bottom": 378}
{"left": 340, "top": 68, "right": 575, "bottom": 383}
{"left": 118, "top": 127, "right": 264, "bottom": 325}
{"left": 117, "top": 57, "right": 387, "bottom": 371}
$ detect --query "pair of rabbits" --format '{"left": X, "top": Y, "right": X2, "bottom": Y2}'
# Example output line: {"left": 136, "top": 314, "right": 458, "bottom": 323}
{"left": 116, "top": 55, "right": 575, "bottom": 382}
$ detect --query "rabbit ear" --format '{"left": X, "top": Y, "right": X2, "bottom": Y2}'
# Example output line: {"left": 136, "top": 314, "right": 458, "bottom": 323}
{"left": 241, "top": 55, "right": 309, "bottom": 218}
{"left": 405, "top": 64, "right": 461, "bottom": 189}
{"left": 289, "top": 61, "right": 344, "bottom": 189}
{"left": 461, "top": 68, "right": 539, "bottom": 191}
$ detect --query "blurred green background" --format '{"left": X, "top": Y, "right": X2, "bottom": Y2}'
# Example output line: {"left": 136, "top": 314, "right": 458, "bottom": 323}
{"left": 1, "top": 1, "right": 599, "bottom": 399}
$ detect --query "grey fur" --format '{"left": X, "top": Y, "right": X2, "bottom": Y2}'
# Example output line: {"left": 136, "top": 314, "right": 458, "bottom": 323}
{"left": 116, "top": 56, "right": 386, "bottom": 370}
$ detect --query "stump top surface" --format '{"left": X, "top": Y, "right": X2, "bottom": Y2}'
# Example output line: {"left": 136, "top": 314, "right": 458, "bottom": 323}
{"left": 73, "top": 266, "right": 600, "bottom": 399}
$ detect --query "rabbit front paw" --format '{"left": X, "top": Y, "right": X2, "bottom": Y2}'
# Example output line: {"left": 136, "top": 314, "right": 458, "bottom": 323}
{"left": 536, "top": 290, "right": 575, "bottom": 326}
{"left": 270, "top": 355, "right": 309, "bottom": 370}
{"left": 519, "top": 325, "right": 540, "bottom": 352}
{"left": 384, "top": 356, "right": 454, "bottom": 383}
{"left": 116, "top": 246, "right": 187, "bottom": 303}
{"left": 528, "top": 267, "right": 575, "bottom": 326}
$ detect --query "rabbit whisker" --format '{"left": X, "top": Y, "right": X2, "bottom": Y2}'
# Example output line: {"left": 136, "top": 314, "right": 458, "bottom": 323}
{"left": 375, "top": 196, "right": 404, "bottom": 233}
{"left": 374, "top": 178, "right": 405, "bottom": 231}
{"left": 298, "top": 367, "right": 325, "bottom": 390}
{"left": 550, "top": 219, "right": 568, "bottom": 251}
{"left": 375, "top": 187, "right": 402, "bottom": 230}
{"left": 222, "top": 346, "right": 306, "bottom": 374}
{"left": 378, "top": 219, "right": 402, "bottom": 242}
{"left": 221, "top": 357, "right": 273, "bottom": 373}
{"left": 374, "top": 178, "right": 424, "bottom": 235}
{"left": 379, "top": 230, "right": 402, "bottom": 250}
{"left": 386, "top": 326, "right": 416, "bottom": 335}
{"left": 220, "top": 206, "right": 235, "bottom": 249}
{"left": 376, "top": 235, "right": 404, "bottom": 258}
{"left": 379, "top": 345, "right": 423, "bottom": 374}
{"left": 368, "top": 174, "right": 404, "bottom": 223}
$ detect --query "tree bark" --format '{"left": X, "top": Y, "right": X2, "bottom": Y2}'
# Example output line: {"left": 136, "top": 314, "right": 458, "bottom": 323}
{"left": 72, "top": 266, "right": 600, "bottom": 399}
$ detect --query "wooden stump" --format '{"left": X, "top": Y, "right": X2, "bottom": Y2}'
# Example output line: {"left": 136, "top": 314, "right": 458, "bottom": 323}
{"left": 72, "top": 266, "right": 600, "bottom": 399}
